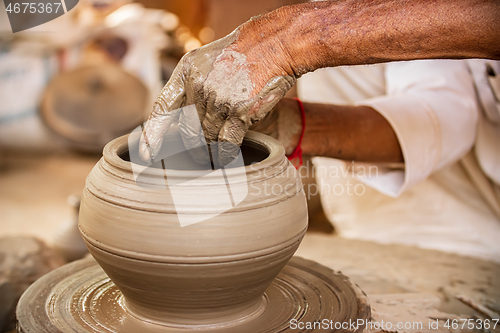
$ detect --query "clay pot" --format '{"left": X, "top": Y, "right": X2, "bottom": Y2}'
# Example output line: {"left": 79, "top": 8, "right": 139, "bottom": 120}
{"left": 79, "top": 130, "right": 308, "bottom": 327}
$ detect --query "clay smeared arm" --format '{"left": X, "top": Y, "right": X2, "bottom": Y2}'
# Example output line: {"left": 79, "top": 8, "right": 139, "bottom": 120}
{"left": 141, "top": 0, "right": 499, "bottom": 164}
{"left": 235, "top": 0, "right": 500, "bottom": 81}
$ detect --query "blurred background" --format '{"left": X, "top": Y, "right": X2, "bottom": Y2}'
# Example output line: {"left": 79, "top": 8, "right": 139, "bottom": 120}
{"left": 0, "top": 0, "right": 304, "bottom": 153}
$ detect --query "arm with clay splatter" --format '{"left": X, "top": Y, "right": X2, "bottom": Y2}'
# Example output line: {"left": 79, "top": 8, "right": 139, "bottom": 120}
{"left": 140, "top": 0, "right": 500, "bottom": 165}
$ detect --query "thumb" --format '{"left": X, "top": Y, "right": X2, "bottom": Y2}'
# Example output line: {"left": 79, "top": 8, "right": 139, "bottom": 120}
{"left": 217, "top": 116, "right": 249, "bottom": 166}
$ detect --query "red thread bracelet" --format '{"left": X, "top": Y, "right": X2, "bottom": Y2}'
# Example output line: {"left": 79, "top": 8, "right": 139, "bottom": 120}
{"left": 287, "top": 97, "right": 306, "bottom": 168}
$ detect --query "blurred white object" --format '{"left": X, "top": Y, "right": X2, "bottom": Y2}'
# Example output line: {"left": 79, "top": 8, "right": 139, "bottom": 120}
{"left": 0, "top": 2, "right": 170, "bottom": 150}
{"left": 467, "top": 60, "right": 500, "bottom": 186}
{"left": 0, "top": 41, "right": 63, "bottom": 150}
{"left": 104, "top": 2, "right": 141, "bottom": 27}
{"left": 52, "top": 195, "right": 87, "bottom": 262}
{"left": 102, "top": 4, "right": 168, "bottom": 100}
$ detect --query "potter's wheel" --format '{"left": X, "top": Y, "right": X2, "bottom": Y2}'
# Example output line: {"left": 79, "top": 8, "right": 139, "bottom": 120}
{"left": 17, "top": 256, "right": 370, "bottom": 332}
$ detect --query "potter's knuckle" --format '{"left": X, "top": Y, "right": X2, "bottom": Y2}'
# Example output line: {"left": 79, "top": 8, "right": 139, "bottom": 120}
{"left": 151, "top": 102, "right": 165, "bottom": 116}
{"left": 178, "top": 56, "right": 192, "bottom": 74}
{"left": 204, "top": 84, "right": 216, "bottom": 98}
{"left": 252, "top": 113, "right": 266, "bottom": 123}
{"left": 202, "top": 125, "right": 219, "bottom": 141}
{"left": 237, "top": 114, "right": 251, "bottom": 127}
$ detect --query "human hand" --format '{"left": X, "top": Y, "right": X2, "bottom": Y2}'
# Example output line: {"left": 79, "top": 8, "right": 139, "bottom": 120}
{"left": 140, "top": 18, "right": 296, "bottom": 166}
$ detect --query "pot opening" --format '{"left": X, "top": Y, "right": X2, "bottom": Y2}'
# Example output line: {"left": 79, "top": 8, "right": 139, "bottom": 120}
{"left": 118, "top": 137, "right": 270, "bottom": 171}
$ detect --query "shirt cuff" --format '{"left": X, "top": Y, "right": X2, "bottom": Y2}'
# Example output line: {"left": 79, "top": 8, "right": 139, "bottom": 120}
{"left": 355, "top": 94, "right": 442, "bottom": 197}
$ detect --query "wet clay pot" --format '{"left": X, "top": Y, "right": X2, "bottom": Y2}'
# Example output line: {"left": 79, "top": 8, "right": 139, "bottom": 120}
{"left": 78, "top": 130, "right": 308, "bottom": 328}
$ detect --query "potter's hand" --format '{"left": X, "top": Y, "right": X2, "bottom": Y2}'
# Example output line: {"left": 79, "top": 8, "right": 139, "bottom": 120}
{"left": 250, "top": 98, "right": 302, "bottom": 156}
{"left": 140, "top": 18, "right": 296, "bottom": 165}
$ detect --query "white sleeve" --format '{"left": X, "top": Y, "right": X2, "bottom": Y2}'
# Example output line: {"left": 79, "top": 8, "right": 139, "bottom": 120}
{"left": 357, "top": 60, "right": 478, "bottom": 197}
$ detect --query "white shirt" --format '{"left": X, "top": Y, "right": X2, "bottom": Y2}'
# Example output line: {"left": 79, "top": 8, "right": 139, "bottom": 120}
{"left": 298, "top": 60, "right": 500, "bottom": 263}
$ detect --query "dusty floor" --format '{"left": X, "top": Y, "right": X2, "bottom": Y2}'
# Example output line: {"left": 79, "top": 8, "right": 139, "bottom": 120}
{"left": 1, "top": 152, "right": 499, "bottom": 332}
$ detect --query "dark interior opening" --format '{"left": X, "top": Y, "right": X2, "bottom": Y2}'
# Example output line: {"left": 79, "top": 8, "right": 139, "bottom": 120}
{"left": 119, "top": 138, "right": 270, "bottom": 170}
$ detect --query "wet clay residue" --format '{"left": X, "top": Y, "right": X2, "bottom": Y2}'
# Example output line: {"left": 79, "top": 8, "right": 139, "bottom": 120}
{"left": 17, "top": 256, "right": 370, "bottom": 333}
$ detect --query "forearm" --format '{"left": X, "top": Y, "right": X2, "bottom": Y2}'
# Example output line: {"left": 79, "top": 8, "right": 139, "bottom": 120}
{"left": 235, "top": 0, "right": 500, "bottom": 79}
{"left": 301, "top": 102, "right": 403, "bottom": 163}
{"left": 258, "top": 99, "right": 404, "bottom": 163}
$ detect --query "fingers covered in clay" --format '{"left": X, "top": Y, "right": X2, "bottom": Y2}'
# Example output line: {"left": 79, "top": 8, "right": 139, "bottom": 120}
{"left": 250, "top": 76, "right": 296, "bottom": 121}
{"left": 217, "top": 117, "right": 249, "bottom": 166}
{"left": 140, "top": 61, "right": 187, "bottom": 162}
{"left": 178, "top": 105, "right": 211, "bottom": 165}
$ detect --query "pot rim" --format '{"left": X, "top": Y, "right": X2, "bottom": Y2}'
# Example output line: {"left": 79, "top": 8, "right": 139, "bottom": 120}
{"left": 102, "top": 130, "right": 287, "bottom": 179}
